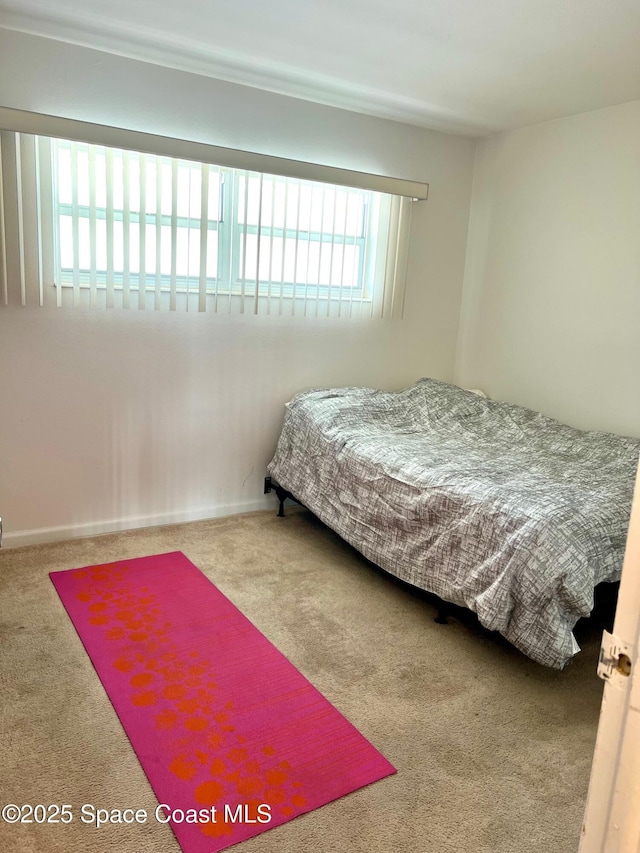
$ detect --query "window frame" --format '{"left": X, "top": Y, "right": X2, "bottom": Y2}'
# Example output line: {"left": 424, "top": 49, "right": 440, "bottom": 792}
{"left": 48, "top": 138, "right": 381, "bottom": 306}
{"left": 0, "top": 108, "right": 425, "bottom": 317}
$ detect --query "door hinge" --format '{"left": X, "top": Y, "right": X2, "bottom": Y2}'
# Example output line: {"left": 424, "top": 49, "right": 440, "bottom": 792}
{"left": 597, "top": 630, "right": 633, "bottom": 682}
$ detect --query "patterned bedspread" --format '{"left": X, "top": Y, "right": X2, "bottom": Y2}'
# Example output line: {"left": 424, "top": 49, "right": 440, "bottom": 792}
{"left": 268, "top": 378, "right": 639, "bottom": 668}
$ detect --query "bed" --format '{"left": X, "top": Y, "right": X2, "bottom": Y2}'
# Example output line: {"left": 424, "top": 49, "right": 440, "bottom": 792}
{"left": 267, "top": 378, "right": 640, "bottom": 669}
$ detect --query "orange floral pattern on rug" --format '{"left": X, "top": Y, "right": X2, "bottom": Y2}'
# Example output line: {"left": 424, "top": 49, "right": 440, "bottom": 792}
{"left": 70, "top": 562, "right": 306, "bottom": 838}
{"left": 51, "top": 552, "right": 395, "bottom": 853}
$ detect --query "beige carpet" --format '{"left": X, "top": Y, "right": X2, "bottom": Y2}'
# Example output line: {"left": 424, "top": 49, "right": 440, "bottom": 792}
{"left": 0, "top": 508, "right": 613, "bottom": 853}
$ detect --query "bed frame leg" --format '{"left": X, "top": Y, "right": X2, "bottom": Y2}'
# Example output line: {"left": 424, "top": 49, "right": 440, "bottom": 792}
{"left": 434, "top": 608, "right": 449, "bottom": 625}
{"left": 274, "top": 486, "right": 288, "bottom": 518}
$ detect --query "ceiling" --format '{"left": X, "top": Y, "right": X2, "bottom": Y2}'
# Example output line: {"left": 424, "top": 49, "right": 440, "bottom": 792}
{"left": 1, "top": 0, "right": 640, "bottom": 136}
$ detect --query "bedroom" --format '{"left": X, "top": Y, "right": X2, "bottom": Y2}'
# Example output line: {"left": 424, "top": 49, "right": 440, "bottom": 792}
{"left": 1, "top": 2, "right": 639, "bottom": 852}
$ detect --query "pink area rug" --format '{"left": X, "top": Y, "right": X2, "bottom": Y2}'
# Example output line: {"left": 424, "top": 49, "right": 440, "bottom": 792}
{"left": 50, "top": 552, "right": 395, "bottom": 852}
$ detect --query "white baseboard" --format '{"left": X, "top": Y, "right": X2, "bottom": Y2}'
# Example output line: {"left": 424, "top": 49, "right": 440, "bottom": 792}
{"left": 1, "top": 496, "right": 278, "bottom": 549}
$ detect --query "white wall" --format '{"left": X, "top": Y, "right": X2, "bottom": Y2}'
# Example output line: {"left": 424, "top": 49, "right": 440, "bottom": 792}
{"left": 456, "top": 99, "right": 640, "bottom": 437}
{"left": 0, "top": 30, "right": 476, "bottom": 545}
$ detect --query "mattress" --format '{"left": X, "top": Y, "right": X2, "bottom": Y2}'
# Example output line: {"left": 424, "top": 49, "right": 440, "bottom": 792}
{"left": 268, "top": 378, "right": 640, "bottom": 668}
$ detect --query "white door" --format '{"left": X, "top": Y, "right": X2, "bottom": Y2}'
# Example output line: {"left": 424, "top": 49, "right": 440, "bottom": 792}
{"left": 579, "top": 458, "right": 640, "bottom": 852}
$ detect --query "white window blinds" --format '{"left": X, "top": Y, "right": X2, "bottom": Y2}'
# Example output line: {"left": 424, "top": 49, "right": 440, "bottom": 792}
{"left": 0, "top": 109, "right": 427, "bottom": 318}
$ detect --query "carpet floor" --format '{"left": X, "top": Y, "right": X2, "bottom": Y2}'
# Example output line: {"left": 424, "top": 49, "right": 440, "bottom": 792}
{"left": 0, "top": 508, "right": 614, "bottom": 853}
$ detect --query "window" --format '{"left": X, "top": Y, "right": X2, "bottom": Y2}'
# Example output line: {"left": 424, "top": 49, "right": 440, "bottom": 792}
{"left": 51, "top": 139, "right": 382, "bottom": 313}
{"left": 0, "top": 113, "right": 426, "bottom": 318}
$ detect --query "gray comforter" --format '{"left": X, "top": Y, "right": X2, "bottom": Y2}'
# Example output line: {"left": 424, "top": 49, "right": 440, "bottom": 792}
{"left": 268, "top": 378, "right": 639, "bottom": 668}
